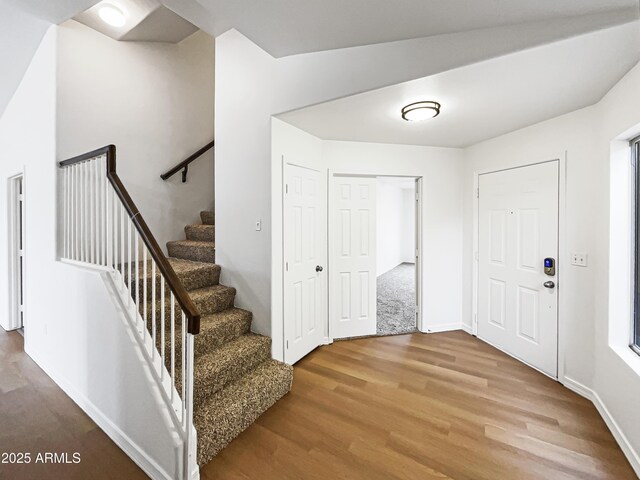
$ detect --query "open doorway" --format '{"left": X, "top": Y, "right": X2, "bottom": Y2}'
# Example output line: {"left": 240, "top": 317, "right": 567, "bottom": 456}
{"left": 328, "top": 174, "right": 422, "bottom": 341}
{"left": 376, "top": 177, "right": 418, "bottom": 336}
{"left": 7, "top": 173, "right": 25, "bottom": 332}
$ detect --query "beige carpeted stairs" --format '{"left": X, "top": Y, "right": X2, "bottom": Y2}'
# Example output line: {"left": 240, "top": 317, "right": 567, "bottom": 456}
{"left": 132, "top": 211, "right": 292, "bottom": 466}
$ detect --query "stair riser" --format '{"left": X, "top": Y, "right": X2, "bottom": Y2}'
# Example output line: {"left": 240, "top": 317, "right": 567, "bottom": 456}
{"left": 201, "top": 211, "right": 214, "bottom": 225}
{"left": 168, "top": 243, "right": 215, "bottom": 264}
{"left": 156, "top": 311, "right": 252, "bottom": 374}
{"left": 194, "top": 362, "right": 293, "bottom": 465}
{"left": 141, "top": 287, "right": 235, "bottom": 326}
{"left": 194, "top": 313, "right": 252, "bottom": 356}
{"left": 185, "top": 225, "right": 215, "bottom": 242}
{"left": 129, "top": 267, "right": 221, "bottom": 304}
{"left": 192, "top": 338, "right": 272, "bottom": 406}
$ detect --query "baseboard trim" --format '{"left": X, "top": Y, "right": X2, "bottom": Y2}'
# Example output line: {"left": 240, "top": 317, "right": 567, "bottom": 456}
{"left": 424, "top": 323, "right": 467, "bottom": 334}
{"left": 27, "top": 348, "right": 177, "bottom": 480}
{"left": 460, "top": 323, "right": 473, "bottom": 335}
{"left": 564, "top": 377, "right": 640, "bottom": 477}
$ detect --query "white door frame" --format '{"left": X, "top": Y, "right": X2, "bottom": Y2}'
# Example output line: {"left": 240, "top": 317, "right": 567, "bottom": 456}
{"left": 7, "top": 172, "right": 25, "bottom": 331}
{"left": 328, "top": 171, "right": 424, "bottom": 342}
{"left": 472, "top": 156, "right": 567, "bottom": 382}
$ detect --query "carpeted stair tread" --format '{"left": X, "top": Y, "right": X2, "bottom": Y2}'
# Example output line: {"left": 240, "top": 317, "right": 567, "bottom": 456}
{"left": 192, "top": 334, "right": 272, "bottom": 405}
{"left": 185, "top": 224, "right": 215, "bottom": 242}
{"left": 127, "top": 258, "right": 220, "bottom": 305}
{"left": 189, "top": 284, "right": 236, "bottom": 315}
{"left": 201, "top": 211, "right": 214, "bottom": 225}
{"left": 194, "top": 359, "right": 293, "bottom": 465}
{"left": 147, "top": 284, "right": 236, "bottom": 322}
{"left": 167, "top": 240, "right": 215, "bottom": 264}
{"left": 169, "top": 308, "right": 252, "bottom": 363}
{"left": 195, "top": 308, "right": 252, "bottom": 355}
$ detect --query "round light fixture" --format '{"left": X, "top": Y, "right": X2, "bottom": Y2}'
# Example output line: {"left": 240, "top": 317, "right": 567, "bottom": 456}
{"left": 99, "top": 4, "right": 126, "bottom": 27}
{"left": 401, "top": 101, "right": 441, "bottom": 121}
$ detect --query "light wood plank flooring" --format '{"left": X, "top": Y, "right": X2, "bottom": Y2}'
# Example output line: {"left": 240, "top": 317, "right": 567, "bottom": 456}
{"left": 201, "top": 331, "right": 637, "bottom": 480}
{"left": 0, "top": 328, "right": 146, "bottom": 480}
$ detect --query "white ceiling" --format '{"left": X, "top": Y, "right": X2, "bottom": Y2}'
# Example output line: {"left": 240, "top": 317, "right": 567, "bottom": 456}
{"left": 278, "top": 22, "right": 640, "bottom": 148}
{"left": 163, "top": 0, "right": 639, "bottom": 57}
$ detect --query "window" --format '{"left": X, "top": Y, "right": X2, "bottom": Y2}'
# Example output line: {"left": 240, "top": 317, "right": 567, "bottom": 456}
{"left": 633, "top": 136, "right": 640, "bottom": 354}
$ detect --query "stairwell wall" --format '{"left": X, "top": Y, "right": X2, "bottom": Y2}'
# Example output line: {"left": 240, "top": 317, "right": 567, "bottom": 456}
{"left": 0, "top": 27, "right": 183, "bottom": 479}
{"left": 56, "top": 20, "right": 215, "bottom": 252}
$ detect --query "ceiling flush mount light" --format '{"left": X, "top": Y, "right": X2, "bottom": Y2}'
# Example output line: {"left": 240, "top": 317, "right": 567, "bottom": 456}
{"left": 99, "top": 4, "right": 126, "bottom": 27}
{"left": 401, "top": 101, "right": 441, "bottom": 121}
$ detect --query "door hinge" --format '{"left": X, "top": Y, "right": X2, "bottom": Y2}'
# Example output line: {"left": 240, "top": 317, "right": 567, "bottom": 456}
{"left": 285, "top": 184, "right": 289, "bottom": 194}
{"left": 286, "top": 340, "right": 289, "bottom": 349}
{"left": 415, "top": 192, "right": 419, "bottom": 201}
{"left": 285, "top": 262, "right": 289, "bottom": 271}
{"left": 476, "top": 188, "right": 479, "bottom": 199}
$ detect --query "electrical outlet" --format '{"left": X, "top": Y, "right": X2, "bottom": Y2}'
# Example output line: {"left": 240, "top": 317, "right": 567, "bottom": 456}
{"left": 255, "top": 219, "right": 262, "bottom": 231}
{"left": 571, "top": 252, "right": 588, "bottom": 267}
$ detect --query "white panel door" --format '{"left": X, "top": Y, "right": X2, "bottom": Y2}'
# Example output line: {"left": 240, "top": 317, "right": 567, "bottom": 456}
{"left": 478, "top": 161, "right": 559, "bottom": 377}
{"left": 331, "top": 176, "right": 377, "bottom": 339}
{"left": 284, "top": 164, "right": 326, "bottom": 364}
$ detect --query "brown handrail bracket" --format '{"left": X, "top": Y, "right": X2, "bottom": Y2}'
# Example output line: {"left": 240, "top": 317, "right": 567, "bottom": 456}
{"left": 59, "top": 145, "right": 201, "bottom": 334}
{"left": 161, "top": 141, "right": 214, "bottom": 183}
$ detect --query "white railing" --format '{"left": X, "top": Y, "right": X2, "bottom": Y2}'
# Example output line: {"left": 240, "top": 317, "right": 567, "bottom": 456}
{"left": 59, "top": 147, "right": 197, "bottom": 480}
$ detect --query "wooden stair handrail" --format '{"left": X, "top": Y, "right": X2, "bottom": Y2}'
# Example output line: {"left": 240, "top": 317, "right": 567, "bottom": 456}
{"left": 160, "top": 141, "right": 214, "bottom": 183}
{"left": 59, "top": 145, "right": 201, "bottom": 334}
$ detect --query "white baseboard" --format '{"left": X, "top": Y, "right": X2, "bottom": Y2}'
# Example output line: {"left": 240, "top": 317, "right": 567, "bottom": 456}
{"left": 27, "top": 349, "right": 177, "bottom": 480}
{"left": 423, "top": 322, "right": 469, "bottom": 334}
{"left": 564, "top": 377, "right": 640, "bottom": 478}
{"left": 460, "top": 323, "right": 473, "bottom": 335}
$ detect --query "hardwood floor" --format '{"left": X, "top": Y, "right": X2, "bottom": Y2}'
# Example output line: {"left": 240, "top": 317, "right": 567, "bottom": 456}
{"left": 201, "top": 331, "right": 637, "bottom": 480}
{"left": 0, "top": 328, "right": 146, "bottom": 480}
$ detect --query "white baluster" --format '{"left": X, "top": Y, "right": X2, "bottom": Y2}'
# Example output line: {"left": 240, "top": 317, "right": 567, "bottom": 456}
{"left": 121, "top": 203, "right": 126, "bottom": 285}
{"left": 128, "top": 215, "right": 132, "bottom": 306}
{"left": 63, "top": 167, "right": 68, "bottom": 259}
{"left": 152, "top": 259, "right": 156, "bottom": 361}
{"left": 106, "top": 179, "right": 111, "bottom": 268}
{"left": 80, "top": 162, "right": 85, "bottom": 262}
{"left": 135, "top": 230, "right": 140, "bottom": 320}
{"left": 143, "top": 245, "right": 148, "bottom": 341}
{"left": 161, "top": 278, "right": 166, "bottom": 382}
{"left": 74, "top": 164, "right": 79, "bottom": 261}
{"left": 181, "top": 312, "right": 186, "bottom": 424}
{"left": 171, "top": 292, "right": 176, "bottom": 404}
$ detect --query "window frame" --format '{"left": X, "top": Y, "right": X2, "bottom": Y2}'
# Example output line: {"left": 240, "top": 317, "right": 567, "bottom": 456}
{"left": 632, "top": 135, "right": 640, "bottom": 355}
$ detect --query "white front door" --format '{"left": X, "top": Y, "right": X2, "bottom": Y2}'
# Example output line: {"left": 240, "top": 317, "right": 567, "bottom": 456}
{"left": 331, "top": 176, "right": 377, "bottom": 339}
{"left": 284, "top": 164, "right": 326, "bottom": 364}
{"left": 478, "top": 161, "right": 559, "bottom": 377}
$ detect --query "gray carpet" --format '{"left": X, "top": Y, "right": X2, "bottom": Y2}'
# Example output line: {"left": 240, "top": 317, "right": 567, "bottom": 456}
{"left": 377, "top": 263, "right": 417, "bottom": 335}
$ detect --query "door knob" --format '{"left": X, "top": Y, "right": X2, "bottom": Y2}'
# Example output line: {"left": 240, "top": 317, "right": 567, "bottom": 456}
{"left": 316, "top": 265, "right": 323, "bottom": 272}
{"left": 543, "top": 281, "right": 555, "bottom": 289}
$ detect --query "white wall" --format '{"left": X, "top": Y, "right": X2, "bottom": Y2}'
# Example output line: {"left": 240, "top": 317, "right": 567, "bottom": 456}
{"left": 0, "top": 28, "right": 181, "bottom": 479}
{"left": 376, "top": 180, "right": 414, "bottom": 276}
{"left": 402, "top": 188, "right": 416, "bottom": 263}
{"left": 56, "top": 21, "right": 215, "bottom": 251}
{"left": 0, "top": 2, "right": 49, "bottom": 118}
{"left": 462, "top": 61, "right": 640, "bottom": 475}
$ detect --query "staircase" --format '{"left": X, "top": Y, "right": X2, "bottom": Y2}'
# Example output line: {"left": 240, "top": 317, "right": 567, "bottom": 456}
{"left": 156, "top": 211, "right": 293, "bottom": 465}
{"left": 59, "top": 146, "right": 289, "bottom": 477}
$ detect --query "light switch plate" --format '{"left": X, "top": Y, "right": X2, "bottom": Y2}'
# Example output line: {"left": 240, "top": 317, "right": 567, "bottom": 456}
{"left": 255, "top": 219, "right": 262, "bottom": 231}
{"left": 571, "top": 252, "right": 588, "bottom": 267}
